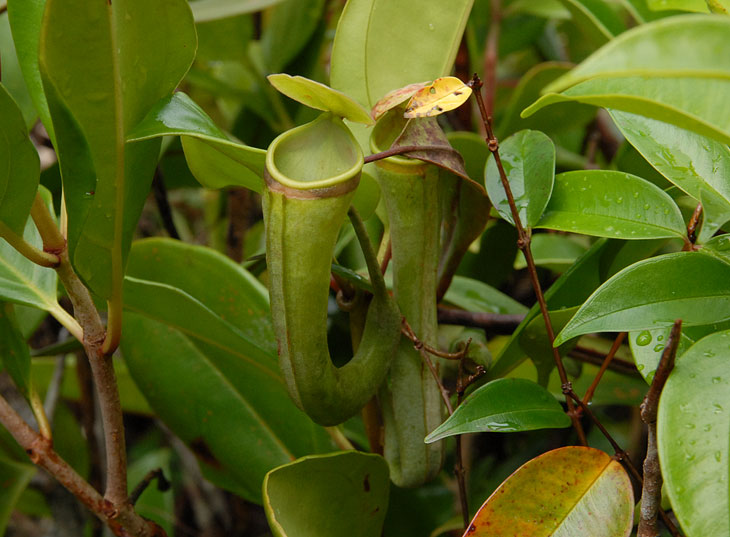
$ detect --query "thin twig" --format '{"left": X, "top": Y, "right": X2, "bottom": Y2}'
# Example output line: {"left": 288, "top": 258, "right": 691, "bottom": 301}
{"left": 151, "top": 169, "right": 180, "bottom": 240}
{"left": 568, "top": 348, "right": 638, "bottom": 376}
{"left": 363, "top": 145, "right": 455, "bottom": 164}
{"left": 129, "top": 468, "right": 171, "bottom": 506}
{"left": 469, "top": 74, "right": 586, "bottom": 445}
{"left": 416, "top": 343, "right": 453, "bottom": 415}
{"left": 401, "top": 319, "right": 470, "bottom": 361}
{"left": 582, "top": 332, "right": 626, "bottom": 405}
{"left": 454, "top": 358, "right": 470, "bottom": 530}
{"left": 437, "top": 307, "right": 524, "bottom": 334}
{"left": 638, "top": 320, "right": 682, "bottom": 537}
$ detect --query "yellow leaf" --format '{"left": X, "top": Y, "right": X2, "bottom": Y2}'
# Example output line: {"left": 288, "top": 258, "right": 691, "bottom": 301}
{"left": 404, "top": 76, "right": 472, "bottom": 118}
{"left": 371, "top": 81, "right": 429, "bottom": 120}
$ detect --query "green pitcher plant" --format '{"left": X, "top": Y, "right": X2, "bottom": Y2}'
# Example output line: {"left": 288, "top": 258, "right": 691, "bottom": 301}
{"left": 263, "top": 112, "right": 401, "bottom": 426}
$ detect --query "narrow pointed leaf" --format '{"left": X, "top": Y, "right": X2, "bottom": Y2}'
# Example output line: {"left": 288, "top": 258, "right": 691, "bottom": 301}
{"left": 443, "top": 276, "right": 528, "bottom": 315}
{"left": 0, "top": 83, "right": 39, "bottom": 233}
{"left": 555, "top": 252, "right": 730, "bottom": 345}
{"left": 330, "top": 0, "right": 474, "bottom": 108}
{"left": 536, "top": 170, "right": 686, "bottom": 239}
{"left": 263, "top": 452, "right": 389, "bottom": 537}
{"left": 425, "top": 379, "right": 569, "bottom": 443}
{"left": 39, "top": 0, "right": 196, "bottom": 299}
{"left": 129, "top": 92, "right": 266, "bottom": 192}
{"left": 609, "top": 110, "right": 730, "bottom": 240}
{"left": 464, "top": 446, "right": 633, "bottom": 537}
{"left": 485, "top": 130, "right": 555, "bottom": 228}
{"left": 523, "top": 16, "right": 730, "bottom": 145}
{"left": 658, "top": 330, "right": 730, "bottom": 537}
{"left": 403, "top": 77, "right": 472, "bottom": 118}
{"left": 268, "top": 74, "right": 373, "bottom": 125}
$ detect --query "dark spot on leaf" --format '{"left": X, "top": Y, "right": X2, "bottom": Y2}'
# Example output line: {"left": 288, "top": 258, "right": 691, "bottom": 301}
{"left": 453, "top": 91, "right": 462, "bottom": 96}
{"left": 429, "top": 87, "right": 436, "bottom": 94}
{"left": 363, "top": 474, "right": 370, "bottom": 492}
{"left": 190, "top": 437, "right": 221, "bottom": 469}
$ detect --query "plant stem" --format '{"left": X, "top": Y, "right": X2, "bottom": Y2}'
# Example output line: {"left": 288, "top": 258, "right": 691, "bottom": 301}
{"left": 325, "top": 426, "right": 355, "bottom": 451}
{"left": 55, "top": 250, "right": 128, "bottom": 507}
{"left": 638, "top": 320, "right": 682, "bottom": 537}
{"left": 437, "top": 307, "right": 524, "bottom": 334}
{"left": 0, "top": 221, "right": 59, "bottom": 267}
{"left": 48, "top": 304, "right": 84, "bottom": 343}
{"left": 129, "top": 469, "right": 170, "bottom": 506}
{"left": 348, "top": 207, "right": 387, "bottom": 294}
{"left": 469, "top": 74, "right": 586, "bottom": 445}
{"left": 582, "top": 332, "right": 626, "bottom": 405}
{"left": 364, "top": 145, "right": 455, "bottom": 164}
{"left": 31, "top": 192, "right": 66, "bottom": 254}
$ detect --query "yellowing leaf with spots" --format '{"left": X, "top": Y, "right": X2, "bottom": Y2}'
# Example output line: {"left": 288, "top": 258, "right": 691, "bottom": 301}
{"left": 371, "top": 81, "right": 429, "bottom": 120}
{"left": 404, "top": 76, "right": 472, "bottom": 118}
{"left": 463, "top": 447, "right": 633, "bottom": 537}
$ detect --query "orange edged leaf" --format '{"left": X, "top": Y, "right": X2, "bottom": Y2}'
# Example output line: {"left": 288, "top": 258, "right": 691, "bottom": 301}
{"left": 404, "top": 76, "right": 472, "bottom": 118}
{"left": 371, "top": 81, "right": 429, "bottom": 120}
{"left": 464, "top": 446, "right": 633, "bottom": 537}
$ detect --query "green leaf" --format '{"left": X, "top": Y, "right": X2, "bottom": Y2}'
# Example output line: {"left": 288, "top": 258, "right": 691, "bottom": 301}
{"left": 443, "top": 276, "right": 528, "bottom": 315}
{"left": 127, "top": 449, "right": 173, "bottom": 536}
{"left": 0, "top": 14, "right": 37, "bottom": 127}
{"left": 0, "top": 456, "right": 35, "bottom": 535}
{"left": 0, "top": 83, "right": 39, "bottom": 234}
{"left": 0, "top": 304, "right": 31, "bottom": 399}
{"left": 555, "top": 0, "right": 626, "bottom": 46}
{"left": 267, "top": 74, "right": 373, "bottom": 125}
{"left": 128, "top": 92, "right": 266, "bottom": 192}
{"left": 647, "top": 0, "right": 710, "bottom": 11}
{"left": 466, "top": 447, "right": 634, "bottom": 536}
{"left": 658, "top": 330, "right": 730, "bottom": 537}
{"left": 7, "top": 0, "right": 53, "bottom": 140}
{"left": 424, "top": 379, "right": 570, "bottom": 443}
{"left": 514, "top": 234, "right": 589, "bottom": 272}
{"left": 261, "top": 0, "right": 327, "bottom": 72}
{"left": 39, "top": 0, "right": 196, "bottom": 300}
{"left": 263, "top": 452, "right": 390, "bottom": 537}
{"left": 190, "top": 0, "right": 284, "bottom": 22}
{"left": 485, "top": 130, "right": 555, "bottom": 228}
{"left": 523, "top": 16, "right": 730, "bottom": 145}
{"left": 330, "top": 0, "right": 474, "bottom": 108}
{"left": 519, "top": 307, "right": 581, "bottom": 386}
{"left": 609, "top": 110, "right": 730, "bottom": 241}
{"left": 555, "top": 252, "right": 730, "bottom": 345}
{"left": 535, "top": 170, "right": 686, "bottom": 240}
{"left": 121, "top": 239, "right": 332, "bottom": 502}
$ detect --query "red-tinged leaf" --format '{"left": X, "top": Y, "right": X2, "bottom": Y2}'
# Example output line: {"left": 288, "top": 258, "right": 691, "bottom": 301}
{"left": 464, "top": 447, "right": 633, "bottom": 537}
{"left": 371, "top": 81, "right": 428, "bottom": 121}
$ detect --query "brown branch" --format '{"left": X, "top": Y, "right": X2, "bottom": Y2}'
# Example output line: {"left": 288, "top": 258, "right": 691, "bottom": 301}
{"left": 582, "top": 332, "right": 626, "bottom": 405}
{"left": 568, "top": 348, "right": 638, "bottom": 376}
{"left": 402, "top": 319, "right": 469, "bottom": 361}
{"left": 638, "top": 320, "right": 682, "bottom": 537}
{"left": 469, "top": 74, "right": 586, "bottom": 445}
{"left": 363, "top": 145, "right": 454, "bottom": 164}
{"left": 437, "top": 307, "right": 524, "bottom": 334}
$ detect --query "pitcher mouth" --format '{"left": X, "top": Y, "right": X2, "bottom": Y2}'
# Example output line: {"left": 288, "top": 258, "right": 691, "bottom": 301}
{"left": 265, "top": 113, "right": 364, "bottom": 192}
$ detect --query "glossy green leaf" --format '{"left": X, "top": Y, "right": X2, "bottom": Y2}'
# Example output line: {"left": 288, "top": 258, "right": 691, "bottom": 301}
{"left": 268, "top": 74, "right": 373, "bottom": 125}
{"left": 0, "top": 14, "right": 37, "bottom": 127}
{"left": 465, "top": 446, "right": 633, "bottom": 537}
{"left": 263, "top": 452, "right": 389, "bottom": 537}
{"left": 7, "top": 0, "right": 53, "bottom": 140}
{"left": 0, "top": 303, "right": 32, "bottom": 402}
{"left": 128, "top": 92, "right": 266, "bottom": 192}
{"left": 261, "top": 0, "right": 327, "bottom": 72}
{"left": 658, "top": 330, "right": 730, "bottom": 537}
{"left": 425, "top": 379, "right": 569, "bottom": 443}
{"left": 514, "top": 234, "right": 588, "bottom": 272}
{"left": 330, "top": 0, "right": 474, "bottom": 108}
{"left": 0, "top": 83, "right": 39, "bottom": 234}
{"left": 523, "top": 16, "right": 730, "bottom": 145}
{"left": 555, "top": 252, "right": 730, "bottom": 345}
{"left": 485, "top": 130, "right": 555, "bottom": 228}
{"left": 0, "top": 456, "right": 35, "bottom": 535}
{"left": 121, "top": 239, "right": 332, "bottom": 502}
{"left": 443, "top": 276, "right": 528, "bottom": 315}
{"left": 190, "top": 0, "right": 284, "bottom": 22}
{"left": 536, "top": 170, "right": 686, "bottom": 240}
{"left": 556, "top": 0, "right": 626, "bottom": 46}
{"left": 39, "top": 0, "right": 196, "bottom": 299}
{"left": 647, "top": 0, "right": 711, "bottom": 11}
{"left": 609, "top": 110, "right": 730, "bottom": 241}
{"left": 702, "top": 233, "right": 730, "bottom": 264}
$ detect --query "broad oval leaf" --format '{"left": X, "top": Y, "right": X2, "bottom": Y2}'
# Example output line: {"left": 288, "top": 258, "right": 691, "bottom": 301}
{"left": 263, "top": 452, "right": 389, "bottom": 537}
{"left": 609, "top": 110, "right": 730, "bottom": 241}
{"left": 268, "top": 74, "right": 373, "bottom": 125}
{"left": 485, "top": 130, "right": 555, "bottom": 228}
{"left": 0, "top": 83, "right": 39, "bottom": 234}
{"left": 121, "top": 239, "right": 333, "bottom": 502}
{"left": 129, "top": 92, "right": 266, "bottom": 192}
{"left": 555, "top": 252, "right": 730, "bottom": 345}
{"left": 403, "top": 76, "right": 472, "bottom": 118}
{"left": 658, "top": 330, "right": 730, "bottom": 537}
{"left": 330, "top": 0, "right": 474, "bottom": 108}
{"left": 424, "top": 378, "right": 569, "bottom": 443}
{"left": 523, "top": 15, "right": 730, "bottom": 145}
{"left": 464, "top": 446, "right": 633, "bottom": 537}
{"left": 536, "top": 170, "right": 686, "bottom": 240}
{"left": 443, "top": 276, "right": 528, "bottom": 315}
{"left": 39, "top": 0, "right": 196, "bottom": 300}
